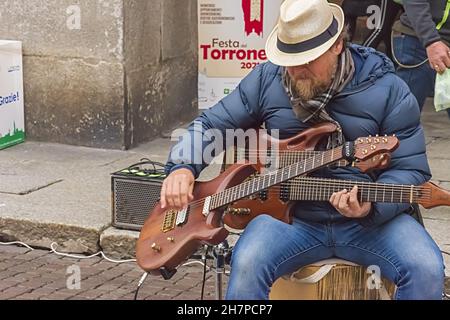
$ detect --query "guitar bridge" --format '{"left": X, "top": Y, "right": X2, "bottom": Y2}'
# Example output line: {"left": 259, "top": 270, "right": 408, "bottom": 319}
{"left": 162, "top": 209, "right": 177, "bottom": 233}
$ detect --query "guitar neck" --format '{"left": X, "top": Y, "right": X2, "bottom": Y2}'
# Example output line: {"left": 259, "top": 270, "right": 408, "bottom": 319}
{"left": 235, "top": 149, "right": 349, "bottom": 168}
{"left": 286, "top": 177, "right": 427, "bottom": 205}
{"left": 210, "top": 146, "right": 345, "bottom": 210}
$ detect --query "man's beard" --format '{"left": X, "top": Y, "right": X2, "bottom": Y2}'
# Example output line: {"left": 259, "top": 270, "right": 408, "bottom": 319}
{"left": 292, "top": 60, "right": 338, "bottom": 100}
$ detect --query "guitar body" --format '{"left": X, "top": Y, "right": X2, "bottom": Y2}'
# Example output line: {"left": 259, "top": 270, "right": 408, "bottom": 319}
{"left": 224, "top": 192, "right": 295, "bottom": 230}
{"left": 136, "top": 164, "right": 257, "bottom": 274}
{"left": 254, "top": 123, "right": 337, "bottom": 171}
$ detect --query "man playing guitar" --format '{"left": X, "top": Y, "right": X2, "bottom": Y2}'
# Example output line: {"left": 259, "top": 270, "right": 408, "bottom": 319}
{"left": 160, "top": 0, "right": 444, "bottom": 300}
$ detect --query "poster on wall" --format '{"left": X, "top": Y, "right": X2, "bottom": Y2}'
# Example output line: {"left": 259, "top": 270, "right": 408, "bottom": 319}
{"left": 0, "top": 40, "right": 25, "bottom": 150}
{"left": 198, "top": 0, "right": 283, "bottom": 109}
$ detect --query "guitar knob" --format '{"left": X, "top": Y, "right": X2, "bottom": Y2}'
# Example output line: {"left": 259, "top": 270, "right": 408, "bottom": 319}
{"left": 167, "top": 237, "right": 175, "bottom": 243}
{"left": 238, "top": 208, "right": 251, "bottom": 215}
{"left": 224, "top": 208, "right": 235, "bottom": 215}
{"left": 151, "top": 243, "right": 161, "bottom": 252}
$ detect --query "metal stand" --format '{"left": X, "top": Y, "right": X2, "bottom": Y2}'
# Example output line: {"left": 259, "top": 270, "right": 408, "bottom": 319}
{"left": 212, "top": 241, "right": 231, "bottom": 300}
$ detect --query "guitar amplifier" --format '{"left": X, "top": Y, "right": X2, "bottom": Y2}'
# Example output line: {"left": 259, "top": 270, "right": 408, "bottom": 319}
{"left": 111, "top": 161, "right": 166, "bottom": 231}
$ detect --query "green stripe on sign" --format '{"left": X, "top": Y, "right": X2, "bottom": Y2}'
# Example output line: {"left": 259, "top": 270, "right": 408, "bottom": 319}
{"left": 0, "top": 131, "right": 25, "bottom": 150}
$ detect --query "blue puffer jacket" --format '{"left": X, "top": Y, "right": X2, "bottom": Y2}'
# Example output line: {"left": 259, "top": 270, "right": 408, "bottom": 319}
{"left": 166, "top": 44, "right": 431, "bottom": 227}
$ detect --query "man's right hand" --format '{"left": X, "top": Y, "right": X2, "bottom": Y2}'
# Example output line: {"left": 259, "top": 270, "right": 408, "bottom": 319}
{"left": 426, "top": 41, "right": 450, "bottom": 74}
{"left": 160, "top": 168, "right": 195, "bottom": 210}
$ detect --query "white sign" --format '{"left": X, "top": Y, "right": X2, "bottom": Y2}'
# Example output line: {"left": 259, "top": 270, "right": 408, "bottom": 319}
{"left": 198, "top": 0, "right": 283, "bottom": 109}
{"left": 0, "top": 40, "right": 25, "bottom": 150}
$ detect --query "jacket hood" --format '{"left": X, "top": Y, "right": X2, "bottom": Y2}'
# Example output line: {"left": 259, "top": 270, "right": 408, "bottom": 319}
{"left": 344, "top": 44, "right": 395, "bottom": 92}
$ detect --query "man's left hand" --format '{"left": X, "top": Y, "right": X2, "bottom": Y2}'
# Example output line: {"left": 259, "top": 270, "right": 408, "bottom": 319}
{"left": 330, "top": 186, "right": 372, "bottom": 218}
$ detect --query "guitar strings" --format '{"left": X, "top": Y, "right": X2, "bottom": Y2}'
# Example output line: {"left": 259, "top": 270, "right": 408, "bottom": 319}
{"left": 180, "top": 141, "right": 398, "bottom": 211}
{"left": 185, "top": 148, "right": 345, "bottom": 210}
{"left": 257, "top": 180, "right": 432, "bottom": 203}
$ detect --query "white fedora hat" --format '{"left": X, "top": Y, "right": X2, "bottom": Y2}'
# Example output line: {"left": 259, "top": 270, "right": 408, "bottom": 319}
{"left": 266, "top": 0, "right": 345, "bottom": 67}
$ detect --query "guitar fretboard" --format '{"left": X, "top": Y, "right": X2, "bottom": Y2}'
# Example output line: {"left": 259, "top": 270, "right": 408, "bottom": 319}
{"left": 286, "top": 178, "right": 428, "bottom": 204}
{"left": 234, "top": 149, "right": 349, "bottom": 169}
{"left": 210, "top": 146, "right": 345, "bottom": 210}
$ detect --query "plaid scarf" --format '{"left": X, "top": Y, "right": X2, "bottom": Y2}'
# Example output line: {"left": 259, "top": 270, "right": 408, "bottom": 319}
{"left": 283, "top": 48, "right": 355, "bottom": 148}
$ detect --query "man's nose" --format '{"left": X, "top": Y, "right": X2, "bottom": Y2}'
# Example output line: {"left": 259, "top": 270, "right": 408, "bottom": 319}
{"left": 287, "top": 65, "right": 309, "bottom": 77}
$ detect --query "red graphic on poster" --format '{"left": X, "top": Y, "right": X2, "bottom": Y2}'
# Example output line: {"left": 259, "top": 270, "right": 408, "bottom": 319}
{"left": 242, "top": 0, "right": 264, "bottom": 36}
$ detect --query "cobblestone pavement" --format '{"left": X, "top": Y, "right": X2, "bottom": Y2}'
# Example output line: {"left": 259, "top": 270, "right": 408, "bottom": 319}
{"left": 1, "top": 245, "right": 449, "bottom": 300}
{"left": 0, "top": 244, "right": 229, "bottom": 300}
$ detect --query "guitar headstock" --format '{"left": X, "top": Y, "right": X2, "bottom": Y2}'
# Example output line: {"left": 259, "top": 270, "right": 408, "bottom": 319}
{"left": 354, "top": 152, "right": 392, "bottom": 173}
{"left": 352, "top": 135, "right": 399, "bottom": 162}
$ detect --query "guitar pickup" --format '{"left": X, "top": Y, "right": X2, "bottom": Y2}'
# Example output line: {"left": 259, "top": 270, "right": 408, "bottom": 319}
{"left": 175, "top": 207, "right": 189, "bottom": 226}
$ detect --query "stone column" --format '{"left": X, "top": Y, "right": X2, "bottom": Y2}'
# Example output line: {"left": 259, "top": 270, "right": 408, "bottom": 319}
{"left": 0, "top": 0, "right": 198, "bottom": 149}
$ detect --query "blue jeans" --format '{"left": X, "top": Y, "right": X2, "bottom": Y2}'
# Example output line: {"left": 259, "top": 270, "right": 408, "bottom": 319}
{"left": 394, "top": 34, "right": 450, "bottom": 118}
{"left": 393, "top": 34, "right": 436, "bottom": 111}
{"left": 226, "top": 214, "right": 445, "bottom": 300}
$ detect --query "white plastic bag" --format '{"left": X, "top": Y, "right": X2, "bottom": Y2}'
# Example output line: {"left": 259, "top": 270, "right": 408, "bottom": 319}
{"left": 434, "top": 69, "right": 450, "bottom": 112}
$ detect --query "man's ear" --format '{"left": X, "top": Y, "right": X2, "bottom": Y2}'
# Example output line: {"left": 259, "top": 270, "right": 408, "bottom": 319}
{"left": 330, "top": 39, "right": 344, "bottom": 56}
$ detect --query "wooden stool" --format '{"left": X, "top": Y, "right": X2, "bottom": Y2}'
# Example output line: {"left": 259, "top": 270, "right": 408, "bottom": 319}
{"left": 270, "top": 259, "right": 396, "bottom": 300}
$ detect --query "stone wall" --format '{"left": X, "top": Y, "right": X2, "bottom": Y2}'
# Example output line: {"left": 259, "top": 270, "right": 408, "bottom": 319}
{"left": 124, "top": 0, "right": 198, "bottom": 147}
{"left": 0, "top": 0, "right": 198, "bottom": 149}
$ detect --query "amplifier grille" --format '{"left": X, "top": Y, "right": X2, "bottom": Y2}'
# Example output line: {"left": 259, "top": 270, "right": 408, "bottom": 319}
{"left": 112, "top": 177, "right": 163, "bottom": 231}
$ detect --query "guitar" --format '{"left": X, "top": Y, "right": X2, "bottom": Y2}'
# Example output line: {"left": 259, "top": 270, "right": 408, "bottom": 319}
{"left": 224, "top": 178, "right": 450, "bottom": 230}
{"left": 136, "top": 135, "right": 399, "bottom": 279}
{"left": 222, "top": 125, "right": 391, "bottom": 230}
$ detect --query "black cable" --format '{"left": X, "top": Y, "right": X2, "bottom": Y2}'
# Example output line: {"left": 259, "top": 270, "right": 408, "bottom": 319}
{"left": 134, "top": 287, "right": 141, "bottom": 301}
{"left": 127, "top": 159, "right": 166, "bottom": 175}
{"left": 134, "top": 273, "right": 149, "bottom": 300}
{"left": 200, "top": 246, "right": 209, "bottom": 300}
